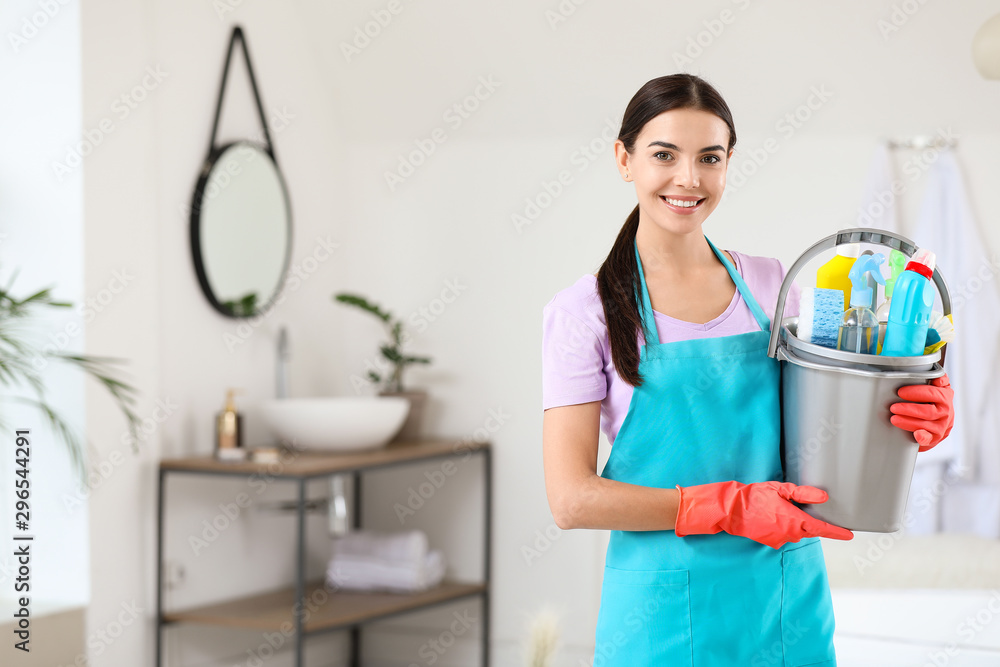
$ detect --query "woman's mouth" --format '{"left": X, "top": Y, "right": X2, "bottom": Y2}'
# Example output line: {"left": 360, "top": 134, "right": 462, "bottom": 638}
{"left": 660, "top": 195, "right": 706, "bottom": 215}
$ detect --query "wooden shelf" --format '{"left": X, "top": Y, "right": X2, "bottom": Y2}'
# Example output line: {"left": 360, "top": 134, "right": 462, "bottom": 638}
{"left": 162, "top": 579, "right": 486, "bottom": 633}
{"left": 156, "top": 435, "right": 493, "bottom": 665}
{"left": 159, "top": 438, "right": 490, "bottom": 478}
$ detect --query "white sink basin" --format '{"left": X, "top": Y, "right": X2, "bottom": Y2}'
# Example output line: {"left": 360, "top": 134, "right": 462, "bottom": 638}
{"left": 257, "top": 396, "right": 410, "bottom": 451}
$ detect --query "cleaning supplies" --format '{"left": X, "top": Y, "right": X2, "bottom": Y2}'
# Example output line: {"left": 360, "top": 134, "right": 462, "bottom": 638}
{"left": 837, "top": 253, "right": 885, "bottom": 354}
{"left": 923, "top": 311, "right": 955, "bottom": 355}
{"left": 880, "top": 248, "right": 937, "bottom": 357}
{"left": 769, "top": 228, "right": 950, "bottom": 533}
{"left": 796, "top": 287, "right": 843, "bottom": 349}
{"left": 876, "top": 249, "right": 908, "bottom": 353}
{"left": 817, "top": 242, "right": 860, "bottom": 311}
{"left": 215, "top": 388, "right": 245, "bottom": 461}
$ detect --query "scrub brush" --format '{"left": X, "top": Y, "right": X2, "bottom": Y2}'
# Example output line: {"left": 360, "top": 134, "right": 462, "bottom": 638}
{"left": 924, "top": 311, "right": 955, "bottom": 354}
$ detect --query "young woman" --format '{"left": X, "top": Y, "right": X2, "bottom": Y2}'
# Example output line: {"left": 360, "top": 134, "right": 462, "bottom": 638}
{"left": 541, "top": 73, "right": 955, "bottom": 666}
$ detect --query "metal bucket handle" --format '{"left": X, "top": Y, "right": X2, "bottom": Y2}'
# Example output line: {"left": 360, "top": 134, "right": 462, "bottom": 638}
{"left": 766, "top": 227, "right": 952, "bottom": 368}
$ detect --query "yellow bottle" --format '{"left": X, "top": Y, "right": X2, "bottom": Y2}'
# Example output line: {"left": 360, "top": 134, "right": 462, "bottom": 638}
{"left": 816, "top": 243, "right": 859, "bottom": 312}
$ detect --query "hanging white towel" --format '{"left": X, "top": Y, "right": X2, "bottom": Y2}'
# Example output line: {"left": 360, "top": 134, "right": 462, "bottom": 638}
{"left": 903, "top": 461, "right": 945, "bottom": 535}
{"left": 907, "top": 148, "right": 1000, "bottom": 538}
{"left": 941, "top": 484, "right": 1000, "bottom": 537}
{"left": 857, "top": 143, "right": 900, "bottom": 232}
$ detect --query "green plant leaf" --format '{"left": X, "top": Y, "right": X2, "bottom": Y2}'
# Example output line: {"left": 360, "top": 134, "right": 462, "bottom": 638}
{"left": 380, "top": 344, "right": 403, "bottom": 363}
{"left": 333, "top": 293, "right": 392, "bottom": 323}
{"left": 0, "top": 269, "right": 143, "bottom": 480}
{"left": 401, "top": 355, "right": 432, "bottom": 364}
{"left": 2, "top": 395, "right": 86, "bottom": 482}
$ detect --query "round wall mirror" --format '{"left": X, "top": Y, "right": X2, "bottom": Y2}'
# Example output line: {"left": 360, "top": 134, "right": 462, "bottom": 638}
{"left": 190, "top": 141, "right": 292, "bottom": 318}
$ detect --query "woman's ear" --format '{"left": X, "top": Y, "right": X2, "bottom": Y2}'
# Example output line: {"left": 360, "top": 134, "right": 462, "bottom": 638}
{"left": 614, "top": 140, "right": 630, "bottom": 179}
{"left": 723, "top": 148, "right": 735, "bottom": 174}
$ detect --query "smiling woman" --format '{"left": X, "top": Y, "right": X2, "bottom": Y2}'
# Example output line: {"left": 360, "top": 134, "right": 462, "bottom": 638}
{"left": 541, "top": 73, "right": 848, "bottom": 667}
{"left": 637, "top": 137, "right": 727, "bottom": 214}
{"left": 615, "top": 107, "right": 732, "bottom": 271}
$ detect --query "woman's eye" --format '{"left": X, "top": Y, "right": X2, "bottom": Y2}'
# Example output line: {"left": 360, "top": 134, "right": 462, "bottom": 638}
{"left": 653, "top": 152, "right": 721, "bottom": 163}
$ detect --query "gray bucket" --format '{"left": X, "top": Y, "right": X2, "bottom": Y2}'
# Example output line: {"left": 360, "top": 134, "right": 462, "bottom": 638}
{"left": 767, "top": 228, "right": 950, "bottom": 533}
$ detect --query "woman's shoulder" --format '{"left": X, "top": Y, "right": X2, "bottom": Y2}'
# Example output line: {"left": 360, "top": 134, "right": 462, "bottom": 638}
{"left": 543, "top": 274, "right": 607, "bottom": 336}
{"left": 728, "top": 248, "right": 788, "bottom": 281}
{"left": 727, "top": 249, "right": 800, "bottom": 318}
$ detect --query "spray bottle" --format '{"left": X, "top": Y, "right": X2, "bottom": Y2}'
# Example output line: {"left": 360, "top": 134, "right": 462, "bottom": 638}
{"left": 837, "top": 253, "right": 885, "bottom": 354}
{"left": 876, "top": 249, "right": 907, "bottom": 354}
{"left": 880, "top": 248, "right": 937, "bottom": 357}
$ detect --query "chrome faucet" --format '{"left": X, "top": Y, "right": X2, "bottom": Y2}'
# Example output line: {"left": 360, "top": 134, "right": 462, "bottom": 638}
{"left": 276, "top": 326, "right": 349, "bottom": 535}
{"left": 277, "top": 326, "right": 290, "bottom": 399}
{"left": 329, "top": 476, "right": 349, "bottom": 537}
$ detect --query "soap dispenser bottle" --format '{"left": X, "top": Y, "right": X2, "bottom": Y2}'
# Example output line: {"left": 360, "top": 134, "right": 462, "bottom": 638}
{"left": 215, "top": 389, "right": 245, "bottom": 461}
{"left": 836, "top": 253, "right": 885, "bottom": 355}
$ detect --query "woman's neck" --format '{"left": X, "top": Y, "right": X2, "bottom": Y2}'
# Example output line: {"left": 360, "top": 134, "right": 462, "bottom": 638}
{"left": 635, "top": 222, "right": 719, "bottom": 280}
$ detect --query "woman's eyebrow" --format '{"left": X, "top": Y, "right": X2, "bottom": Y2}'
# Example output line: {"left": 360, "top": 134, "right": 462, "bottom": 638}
{"left": 647, "top": 141, "right": 725, "bottom": 153}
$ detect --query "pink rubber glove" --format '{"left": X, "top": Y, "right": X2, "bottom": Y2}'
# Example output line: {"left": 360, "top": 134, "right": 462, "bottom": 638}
{"left": 889, "top": 374, "right": 955, "bottom": 452}
{"left": 674, "top": 480, "right": 854, "bottom": 549}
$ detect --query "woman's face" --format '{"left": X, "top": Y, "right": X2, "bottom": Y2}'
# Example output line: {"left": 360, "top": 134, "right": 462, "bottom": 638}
{"left": 616, "top": 108, "right": 733, "bottom": 234}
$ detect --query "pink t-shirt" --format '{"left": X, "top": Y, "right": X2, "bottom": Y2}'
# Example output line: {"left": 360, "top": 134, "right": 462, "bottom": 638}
{"left": 541, "top": 249, "right": 802, "bottom": 447}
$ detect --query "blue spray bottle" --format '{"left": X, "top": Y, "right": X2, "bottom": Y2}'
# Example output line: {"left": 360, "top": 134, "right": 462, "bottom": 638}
{"left": 837, "top": 253, "right": 885, "bottom": 355}
{"left": 880, "top": 248, "right": 937, "bottom": 357}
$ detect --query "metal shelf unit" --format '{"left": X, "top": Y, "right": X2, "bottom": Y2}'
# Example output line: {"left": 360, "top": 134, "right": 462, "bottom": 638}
{"left": 155, "top": 438, "right": 492, "bottom": 666}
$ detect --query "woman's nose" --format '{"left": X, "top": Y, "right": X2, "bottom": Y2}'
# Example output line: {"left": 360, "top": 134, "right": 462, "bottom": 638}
{"left": 674, "top": 159, "right": 700, "bottom": 188}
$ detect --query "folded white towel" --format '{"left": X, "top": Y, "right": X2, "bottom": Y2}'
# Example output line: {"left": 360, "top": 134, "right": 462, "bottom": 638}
{"left": 326, "top": 550, "right": 446, "bottom": 593}
{"left": 330, "top": 529, "right": 428, "bottom": 566}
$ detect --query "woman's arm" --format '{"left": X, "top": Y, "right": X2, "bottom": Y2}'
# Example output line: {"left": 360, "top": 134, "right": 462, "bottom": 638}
{"left": 543, "top": 401, "right": 679, "bottom": 531}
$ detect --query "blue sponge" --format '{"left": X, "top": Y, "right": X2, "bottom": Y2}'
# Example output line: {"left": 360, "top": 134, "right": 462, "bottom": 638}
{"left": 797, "top": 287, "right": 842, "bottom": 349}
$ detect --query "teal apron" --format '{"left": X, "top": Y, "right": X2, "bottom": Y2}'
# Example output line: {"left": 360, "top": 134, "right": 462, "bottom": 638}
{"left": 593, "top": 236, "right": 837, "bottom": 667}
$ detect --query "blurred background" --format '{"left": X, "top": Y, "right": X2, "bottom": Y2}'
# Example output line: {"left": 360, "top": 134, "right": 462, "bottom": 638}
{"left": 1, "top": 0, "right": 999, "bottom": 665}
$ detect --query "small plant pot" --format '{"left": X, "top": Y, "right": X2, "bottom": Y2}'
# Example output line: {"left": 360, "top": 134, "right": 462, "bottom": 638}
{"left": 378, "top": 389, "right": 427, "bottom": 442}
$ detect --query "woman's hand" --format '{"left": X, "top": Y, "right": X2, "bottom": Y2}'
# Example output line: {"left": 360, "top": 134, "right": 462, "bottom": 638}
{"left": 673, "top": 480, "right": 853, "bottom": 549}
{"left": 889, "top": 374, "right": 955, "bottom": 452}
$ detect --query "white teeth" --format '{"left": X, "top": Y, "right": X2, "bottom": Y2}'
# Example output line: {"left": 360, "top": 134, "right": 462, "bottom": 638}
{"left": 663, "top": 196, "right": 702, "bottom": 208}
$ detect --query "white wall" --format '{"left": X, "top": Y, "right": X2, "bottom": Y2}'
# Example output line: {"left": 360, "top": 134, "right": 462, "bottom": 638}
{"left": 73, "top": 1, "right": 1000, "bottom": 665}
{"left": 0, "top": 0, "right": 87, "bottom": 612}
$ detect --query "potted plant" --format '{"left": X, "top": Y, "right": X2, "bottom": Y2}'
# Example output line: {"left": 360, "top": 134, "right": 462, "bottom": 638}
{"left": 1, "top": 271, "right": 141, "bottom": 480}
{"left": 333, "top": 292, "right": 431, "bottom": 442}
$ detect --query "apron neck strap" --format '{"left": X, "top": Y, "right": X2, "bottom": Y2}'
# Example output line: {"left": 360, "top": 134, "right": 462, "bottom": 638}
{"left": 633, "top": 238, "right": 659, "bottom": 346}
{"left": 632, "top": 235, "right": 773, "bottom": 344}
{"left": 704, "top": 237, "right": 772, "bottom": 333}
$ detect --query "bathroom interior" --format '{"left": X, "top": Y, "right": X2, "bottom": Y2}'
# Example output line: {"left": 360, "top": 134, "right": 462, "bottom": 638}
{"left": 1, "top": 1, "right": 1000, "bottom": 665}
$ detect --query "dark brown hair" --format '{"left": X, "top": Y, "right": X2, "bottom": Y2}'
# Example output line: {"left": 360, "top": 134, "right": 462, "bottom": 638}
{"left": 596, "top": 73, "right": 737, "bottom": 387}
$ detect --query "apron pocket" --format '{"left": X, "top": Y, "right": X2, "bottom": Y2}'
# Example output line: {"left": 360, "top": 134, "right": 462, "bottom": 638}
{"left": 780, "top": 539, "right": 837, "bottom": 667}
{"left": 594, "top": 566, "right": 693, "bottom": 666}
